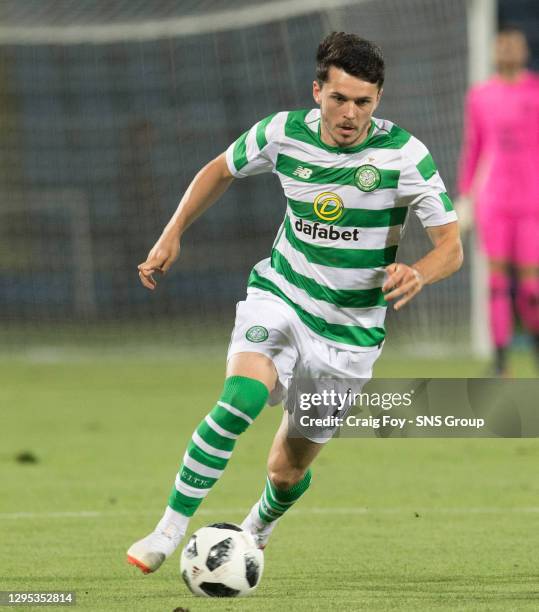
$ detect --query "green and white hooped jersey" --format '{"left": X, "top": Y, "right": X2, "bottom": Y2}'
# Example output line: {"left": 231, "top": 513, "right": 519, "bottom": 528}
{"left": 225, "top": 108, "right": 457, "bottom": 351}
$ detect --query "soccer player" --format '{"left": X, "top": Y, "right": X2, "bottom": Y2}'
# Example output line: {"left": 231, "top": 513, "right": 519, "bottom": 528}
{"left": 456, "top": 27, "right": 539, "bottom": 375}
{"left": 127, "top": 32, "right": 462, "bottom": 573}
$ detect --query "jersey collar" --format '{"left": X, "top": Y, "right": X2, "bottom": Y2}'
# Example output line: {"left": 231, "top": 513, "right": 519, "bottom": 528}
{"left": 315, "top": 117, "right": 377, "bottom": 154}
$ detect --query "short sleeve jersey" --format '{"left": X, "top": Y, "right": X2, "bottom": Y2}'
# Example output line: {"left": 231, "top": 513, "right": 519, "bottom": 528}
{"left": 457, "top": 71, "right": 539, "bottom": 213}
{"left": 225, "top": 109, "right": 457, "bottom": 351}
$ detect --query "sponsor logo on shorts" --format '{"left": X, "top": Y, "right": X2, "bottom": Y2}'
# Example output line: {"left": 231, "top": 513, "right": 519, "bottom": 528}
{"left": 354, "top": 164, "right": 381, "bottom": 192}
{"left": 313, "top": 191, "right": 344, "bottom": 222}
{"left": 246, "top": 325, "right": 269, "bottom": 343}
{"left": 294, "top": 218, "right": 360, "bottom": 242}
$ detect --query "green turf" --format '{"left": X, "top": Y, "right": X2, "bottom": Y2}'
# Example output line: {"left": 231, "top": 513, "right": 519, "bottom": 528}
{"left": 1, "top": 352, "right": 539, "bottom": 611}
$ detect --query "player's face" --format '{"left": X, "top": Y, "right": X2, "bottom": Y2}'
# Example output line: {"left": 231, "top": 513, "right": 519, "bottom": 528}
{"left": 495, "top": 32, "right": 529, "bottom": 74}
{"left": 313, "top": 66, "right": 382, "bottom": 148}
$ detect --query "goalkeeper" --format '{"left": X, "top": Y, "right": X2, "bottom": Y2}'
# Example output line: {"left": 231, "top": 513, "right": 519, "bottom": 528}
{"left": 456, "top": 27, "right": 539, "bottom": 376}
{"left": 128, "top": 32, "right": 463, "bottom": 573}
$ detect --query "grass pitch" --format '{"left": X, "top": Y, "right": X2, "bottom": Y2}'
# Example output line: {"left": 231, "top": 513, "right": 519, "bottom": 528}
{"left": 1, "top": 350, "right": 539, "bottom": 611}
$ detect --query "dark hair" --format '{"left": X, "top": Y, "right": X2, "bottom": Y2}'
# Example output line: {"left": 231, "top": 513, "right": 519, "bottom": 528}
{"left": 316, "top": 32, "right": 385, "bottom": 88}
{"left": 497, "top": 24, "right": 527, "bottom": 38}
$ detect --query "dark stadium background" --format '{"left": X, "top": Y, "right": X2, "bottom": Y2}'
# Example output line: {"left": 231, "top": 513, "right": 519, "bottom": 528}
{"left": 0, "top": 0, "right": 536, "bottom": 349}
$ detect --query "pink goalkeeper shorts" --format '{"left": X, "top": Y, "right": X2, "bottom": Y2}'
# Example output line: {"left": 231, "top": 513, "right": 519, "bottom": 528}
{"left": 476, "top": 208, "right": 539, "bottom": 266}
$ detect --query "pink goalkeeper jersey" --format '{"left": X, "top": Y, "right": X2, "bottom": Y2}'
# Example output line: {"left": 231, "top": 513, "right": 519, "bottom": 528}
{"left": 458, "top": 70, "right": 539, "bottom": 216}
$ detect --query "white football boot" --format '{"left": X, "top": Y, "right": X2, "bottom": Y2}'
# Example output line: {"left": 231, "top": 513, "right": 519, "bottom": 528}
{"left": 241, "top": 503, "right": 279, "bottom": 550}
{"left": 127, "top": 522, "right": 184, "bottom": 574}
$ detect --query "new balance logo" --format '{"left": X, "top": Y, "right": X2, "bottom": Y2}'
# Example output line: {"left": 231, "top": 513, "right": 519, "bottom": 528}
{"left": 292, "top": 165, "right": 313, "bottom": 179}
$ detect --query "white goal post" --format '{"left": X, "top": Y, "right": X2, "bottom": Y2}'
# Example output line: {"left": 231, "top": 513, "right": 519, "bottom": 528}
{"left": 467, "top": 0, "right": 497, "bottom": 357}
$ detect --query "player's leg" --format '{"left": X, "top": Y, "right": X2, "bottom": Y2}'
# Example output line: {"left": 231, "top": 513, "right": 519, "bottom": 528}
{"left": 488, "top": 259, "right": 513, "bottom": 376}
{"left": 514, "top": 218, "right": 539, "bottom": 369}
{"left": 127, "top": 352, "right": 277, "bottom": 574}
{"left": 241, "top": 411, "right": 324, "bottom": 548}
{"left": 476, "top": 208, "right": 514, "bottom": 376}
{"left": 241, "top": 338, "right": 383, "bottom": 549}
{"left": 515, "top": 266, "right": 539, "bottom": 367}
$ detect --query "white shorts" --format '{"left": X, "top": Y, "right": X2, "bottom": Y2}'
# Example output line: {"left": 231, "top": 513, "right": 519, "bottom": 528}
{"left": 227, "top": 289, "right": 383, "bottom": 442}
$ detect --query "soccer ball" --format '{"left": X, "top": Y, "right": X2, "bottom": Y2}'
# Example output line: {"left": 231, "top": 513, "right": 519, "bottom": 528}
{"left": 180, "top": 522, "right": 264, "bottom": 597}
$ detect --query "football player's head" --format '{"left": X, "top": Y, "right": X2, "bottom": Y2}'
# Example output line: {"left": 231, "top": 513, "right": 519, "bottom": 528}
{"left": 313, "top": 32, "right": 384, "bottom": 148}
{"left": 495, "top": 26, "right": 529, "bottom": 75}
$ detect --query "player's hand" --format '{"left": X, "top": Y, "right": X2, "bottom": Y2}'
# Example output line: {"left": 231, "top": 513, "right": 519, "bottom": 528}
{"left": 382, "top": 263, "right": 424, "bottom": 311}
{"left": 137, "top": 234, "right": 180, "bottom": 290}
{"left": 453, "top": 195, "right": 474, "bottom": 234}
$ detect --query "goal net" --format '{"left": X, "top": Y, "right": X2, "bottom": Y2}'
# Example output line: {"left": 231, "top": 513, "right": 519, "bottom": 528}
{"left": 0, "top": 0, "right": 477, "bottom": 356}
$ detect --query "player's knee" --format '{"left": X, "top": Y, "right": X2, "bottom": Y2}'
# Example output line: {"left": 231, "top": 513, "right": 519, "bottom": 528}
{"left": 223, "top": 375, "right": 268, "bottom": 410}
{"left": 516, "top": 278, "right": 539, "bottom": 308}
{"left": 212, "top": 376, "right": 269, "bottom": 435}
{"left": 489, "top": 270, "right": 510, "bottom": 296}
{"left": 267, "top": 467, "right": 307, "bottom": 491}
{"left": 516, "top": 265, "right": 539, "bottom": 281}
{"left": 488, "top": 260, "right": 510, "bottom": 275}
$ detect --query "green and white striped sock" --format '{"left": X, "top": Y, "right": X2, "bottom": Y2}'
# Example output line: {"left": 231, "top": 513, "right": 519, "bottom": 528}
{"left": 257, "top": 469, "right": 312, "bottom": 523}
{"left": 168, "top": 375, "right": 269, "bottom": 517}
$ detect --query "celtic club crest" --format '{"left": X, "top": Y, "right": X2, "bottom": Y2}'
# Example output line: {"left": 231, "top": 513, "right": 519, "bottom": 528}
{"left": 245, "top": 325, "right": 269, "bottom": 343}
{"left": 354, "top": 164, "right": 381, "bottom": 192}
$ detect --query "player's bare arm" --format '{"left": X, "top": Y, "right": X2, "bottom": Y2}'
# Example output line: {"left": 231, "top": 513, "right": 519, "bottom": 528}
{"left": 137, "top": 153, "right": 234, "bottom": 290}
{"left": 383, "top": 221, "right": 463, "bottom": 311}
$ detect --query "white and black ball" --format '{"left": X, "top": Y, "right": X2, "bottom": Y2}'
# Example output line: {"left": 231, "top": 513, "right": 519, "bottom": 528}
{"left": 180, "top": 523, "right": 264, "bottom": 597}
